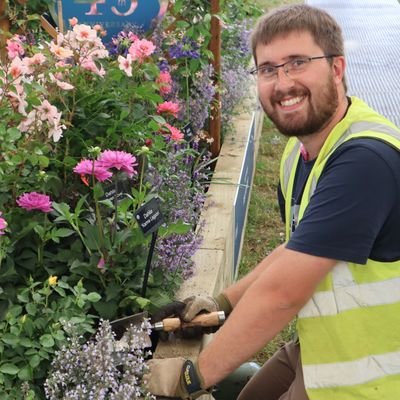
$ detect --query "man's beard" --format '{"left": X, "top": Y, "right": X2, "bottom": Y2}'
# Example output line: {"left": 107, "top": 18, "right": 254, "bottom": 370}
{"left": 261, "top": 75, "right": 339, "bottom": 138}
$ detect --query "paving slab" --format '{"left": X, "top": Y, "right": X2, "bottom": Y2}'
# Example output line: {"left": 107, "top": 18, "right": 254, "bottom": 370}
{"left": 307, "top": 0, "right": 400, "bottom": 126}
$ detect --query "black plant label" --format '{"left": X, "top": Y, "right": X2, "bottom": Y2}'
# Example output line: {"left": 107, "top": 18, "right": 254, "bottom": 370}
{"left": 135, "top": 197, "right": 164, "bottom": 235}
{"left": 102, "top": 178, "right": 134, "bottom": 204}
{"left": 182, "top": 123, "right": 195, "bottom": 141}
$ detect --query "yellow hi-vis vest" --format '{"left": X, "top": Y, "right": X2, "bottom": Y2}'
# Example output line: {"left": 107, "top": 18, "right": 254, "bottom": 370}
{"left": 279, "top": 97, "right": 400, "bottom": 400}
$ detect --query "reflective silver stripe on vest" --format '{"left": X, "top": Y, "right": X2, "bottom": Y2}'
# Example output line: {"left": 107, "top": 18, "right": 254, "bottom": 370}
{"left": 303, "top": 350, "right": 400, "bottom": 389}
{"left": 307, "top": 121, "right": 400, "bottom": 197}
{"left": 298, "top": 262, "right": 400, "bottom": 318}
{"left": 281, "top": 141, "right": 300, "bottom": 196}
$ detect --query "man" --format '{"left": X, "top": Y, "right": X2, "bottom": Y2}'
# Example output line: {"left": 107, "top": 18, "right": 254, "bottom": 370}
{"left": 147, "top": 4, "right": 400, "bottom": 399}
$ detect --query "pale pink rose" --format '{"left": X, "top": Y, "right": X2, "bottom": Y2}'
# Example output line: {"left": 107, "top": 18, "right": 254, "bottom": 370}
{"left": 80, "top": 59, "right": 106, "bottom": 77}
{"left": 157, "top": 101, "right": 180, "bottom": 118}
{"left": 73, "top": 24, "right": 98, "bottom": 42}
{"left": 69, "top": 17, "right": 78, "bottom": 27}
{"left": 18, "top": 110, "right": 38, "bottom": 132}
{"left": 50, "top": 42, "right": 74, "bottom": 59}
{"left": 48, "top": 122, "right": 66, "bottom": 142}
{"left": 128, "top": 39, "right": 156, "bottom": 62}
{"left": 164, "top": 123, "right": 184, "bottom": 142}
{"left": 56, "top": 80, "right": 74, "bottom": 90}
{"left": 36, "top": 100, "right": 59, "bottom": 122}
{"left": 7, "top": 83, "right": 28, "bottom": 115}
{"left": 118, "top": 54, "right": 133, "bottom": 77}
{"left": 17, "top": 192, "right": 53, "bottom": 213}
{"left": 10, "top": 57, "right": 26, "bottom": 79}
{"left": 6, "top": 38, "right": 24, "bottom": 60}
{"left": 98, "top": 150, "right": 138, "bottom": 177}
{"left": 73, "top": 159, "right": 112, "bottom": 182}
{"left": 93, "top": 24, "right": 102, "bottom": 31}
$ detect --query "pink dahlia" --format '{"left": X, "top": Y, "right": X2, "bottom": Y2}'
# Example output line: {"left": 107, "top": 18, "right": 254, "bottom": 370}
{"left": 98, "top": 150, "right": 138, "bottom": 177}
{"left": 17, "top": 192, "right": 53, "bottom": 213}
{"left": 157, "top": 101, "right": 180, "bottom": 118}
{"left": 0, "top": 213, "right": 7, "bottom": 235}
{"left": 73, "top": 159, "right": 112, "bottom": 182}
{"left": 164, "top": 123, "right": 184, "bottom": 142}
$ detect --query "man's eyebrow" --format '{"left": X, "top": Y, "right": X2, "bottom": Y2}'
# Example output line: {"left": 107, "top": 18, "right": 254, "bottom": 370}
{"left": 258, "top": 55, "right": 308, "bottom": 66}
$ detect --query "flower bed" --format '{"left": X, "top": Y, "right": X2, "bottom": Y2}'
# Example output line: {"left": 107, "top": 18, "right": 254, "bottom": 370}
{"left": 0, "top": 0, "right": 262, "bottom": 397}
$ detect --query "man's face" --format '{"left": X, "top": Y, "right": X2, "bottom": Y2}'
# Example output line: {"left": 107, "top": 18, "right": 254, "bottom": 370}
{"left": 255, "top": 31, "right": 341, "bottom": 138}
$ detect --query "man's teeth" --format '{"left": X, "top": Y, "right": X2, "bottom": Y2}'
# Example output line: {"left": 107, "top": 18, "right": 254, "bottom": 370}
{"left": 280, "top": 96, "right": 304, "bottom": 107}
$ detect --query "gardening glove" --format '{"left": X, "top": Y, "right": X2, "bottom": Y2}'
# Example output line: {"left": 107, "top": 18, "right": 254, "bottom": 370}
{"left": 146, "top": 357, "right": 210, "bottom": 399}
{"left": 181, "top": 293, "right": 233, "bottom": 322}
{"left": 152, "top": 293, "right": 233, "bottom": 340}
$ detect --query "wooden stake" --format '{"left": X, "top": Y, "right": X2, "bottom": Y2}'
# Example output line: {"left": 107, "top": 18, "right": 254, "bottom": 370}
{"left": 209, "top": 0, "right": 222, "bottom": 157}
{"left": 0, "top": 0, "right": 10, "bottom": 63}
{"left": 57, "top": 0, "right": 64, "bottom": 34}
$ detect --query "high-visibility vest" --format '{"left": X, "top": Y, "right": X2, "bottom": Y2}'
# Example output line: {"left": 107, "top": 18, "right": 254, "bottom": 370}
{"left": 279, "top": 96, "right": 400, "bottom": 399}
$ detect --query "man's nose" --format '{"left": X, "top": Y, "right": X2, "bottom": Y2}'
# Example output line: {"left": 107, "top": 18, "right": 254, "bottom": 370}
{"left": 275, "top": 67, "right": 295, "bottom": 89}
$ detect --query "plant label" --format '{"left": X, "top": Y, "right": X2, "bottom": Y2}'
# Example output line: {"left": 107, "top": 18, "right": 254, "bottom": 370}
{"left": 135, "top": 197, "right": 164, "bottom": 235}
{"left": 182, "top": 123, "right": 195, "bottom": 141}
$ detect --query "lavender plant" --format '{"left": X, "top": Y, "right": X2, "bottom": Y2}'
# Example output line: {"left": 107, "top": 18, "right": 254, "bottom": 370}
{"left": 44, "top": 319, "right": 154, "bottom": 400}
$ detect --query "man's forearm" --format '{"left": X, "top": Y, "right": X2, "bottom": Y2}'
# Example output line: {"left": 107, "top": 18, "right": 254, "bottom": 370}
{"left": 222, "top": 244, "right": 286, "bottom": 307}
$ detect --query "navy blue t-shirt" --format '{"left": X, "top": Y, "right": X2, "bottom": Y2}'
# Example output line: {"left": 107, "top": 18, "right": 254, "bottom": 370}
{"left": 279, "top": 138, "right": 400, "bottom": 264}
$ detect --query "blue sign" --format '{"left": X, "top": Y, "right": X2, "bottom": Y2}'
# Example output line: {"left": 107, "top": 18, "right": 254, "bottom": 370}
{"left": 50, "top": 0, "right": 168, "bottom": 40}
{"left": 233, "top": 112, "right": 257, "bottom": 278}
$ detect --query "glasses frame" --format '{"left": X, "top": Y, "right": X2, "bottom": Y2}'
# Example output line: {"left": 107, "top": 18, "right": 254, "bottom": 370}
{"left": 249, "top": 55, "right": 338, "bottom": 80}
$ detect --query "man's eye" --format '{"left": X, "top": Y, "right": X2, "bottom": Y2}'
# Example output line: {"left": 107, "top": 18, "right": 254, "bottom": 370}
{"left": 292, "top": 59, "right": 307, "bottom": 67}
{"left": 259, "top": 66, "right": 275, "bottom": 75}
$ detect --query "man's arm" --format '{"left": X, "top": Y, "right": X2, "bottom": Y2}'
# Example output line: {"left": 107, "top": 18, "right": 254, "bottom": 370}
{"left": 198, "top": 247, "right": 337, "bottom": 387}
{"left": 222, "top": 243, "right": 286, "bottom": 307}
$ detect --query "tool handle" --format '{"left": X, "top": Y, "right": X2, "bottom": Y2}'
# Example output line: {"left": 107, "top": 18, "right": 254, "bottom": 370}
{"left": 155, "top": 311, "right": 225, "bottom": 332}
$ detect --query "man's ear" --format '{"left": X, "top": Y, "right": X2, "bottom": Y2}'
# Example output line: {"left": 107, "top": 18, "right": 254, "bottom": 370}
{"left": 332, "top": 55, "right": 346, "bottom": 85}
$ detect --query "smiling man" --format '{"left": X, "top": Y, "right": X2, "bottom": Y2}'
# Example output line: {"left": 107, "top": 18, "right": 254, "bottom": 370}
{"left": 146, "top": 5, "right": 400, "bottom": 400}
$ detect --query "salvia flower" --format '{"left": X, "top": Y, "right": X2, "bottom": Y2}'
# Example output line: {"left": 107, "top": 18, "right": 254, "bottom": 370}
{"left": 73, "top": 159, "right": 112, "bottom": 182}
{"left": 169, "top": 37, "right": 200, "bottom": 59}
{"left": 98, "top": 150, "right": 138, "bottom": 177}
{"left": 17, "top": 192, "right": 53, "bottom": 213}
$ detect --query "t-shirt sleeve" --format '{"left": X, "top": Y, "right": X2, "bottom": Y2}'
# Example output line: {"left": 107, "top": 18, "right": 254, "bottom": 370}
{"left": 286, "top": 140, "right": 398, "bottom": 264}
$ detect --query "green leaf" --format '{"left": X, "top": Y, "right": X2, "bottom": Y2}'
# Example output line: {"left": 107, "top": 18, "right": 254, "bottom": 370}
{"left": 53, "top": 228, "right": 75, "bottom": 238}
{"left": 26, "top": 303, "right": 37, "bottom": 316}
{"left": 18, "top": 365, "right": 33, "bottom": 381}
{"left": 0, "top": 363, "right": 19, "bottom": 375}
{"left": 87, "top": 292, "right": 101, "bottom": 303}
{"left": 39, "top": 334, "right": 55, "bottom": 348}
{"left": 2, "top": 334, "right": 19, "bottom": 346}
{"left": 29, "top": 355, "right": 40, "bottom": 368}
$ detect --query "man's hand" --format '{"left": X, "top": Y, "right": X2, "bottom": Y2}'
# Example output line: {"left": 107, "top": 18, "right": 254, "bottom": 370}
{"left": 146, "top": 357, "right": 209, "bottom": 399}
{"left": 151, "top": 293, "right": 233, "bottom": 340}
{"left": 181, "top": 293, "right": 233, "bottom": 321}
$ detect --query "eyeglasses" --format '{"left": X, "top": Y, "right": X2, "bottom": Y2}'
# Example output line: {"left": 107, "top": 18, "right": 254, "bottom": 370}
{"left": 250, "top": 55, "right": 338, "bottom": 81}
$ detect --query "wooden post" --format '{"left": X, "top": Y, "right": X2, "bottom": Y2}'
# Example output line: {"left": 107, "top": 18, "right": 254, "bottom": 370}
{"left": 209, "top": 0, "right": 222, "bottom": 158}
{"left": 0, "top": 0, "right": 10, "bottom": 63}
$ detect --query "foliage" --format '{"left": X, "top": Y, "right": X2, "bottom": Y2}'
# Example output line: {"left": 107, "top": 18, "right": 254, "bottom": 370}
{"left": 0, "top": 0, "right": 260, "bottom": 397}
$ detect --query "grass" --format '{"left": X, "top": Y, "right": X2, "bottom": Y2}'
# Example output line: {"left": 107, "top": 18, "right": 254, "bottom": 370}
{"left": 238, "top": 118, "right": 297, "bottom": 363}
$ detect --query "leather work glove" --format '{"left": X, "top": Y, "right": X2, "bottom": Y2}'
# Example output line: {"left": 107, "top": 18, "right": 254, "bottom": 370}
{"left": 151, "top": 293, "right": 233, "bottom": 340}
{"left": 181, "top": 293, "right": 233, "bottom": 322}
{"left": 146, "top": 357, "right": 210, "bottom": 399}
